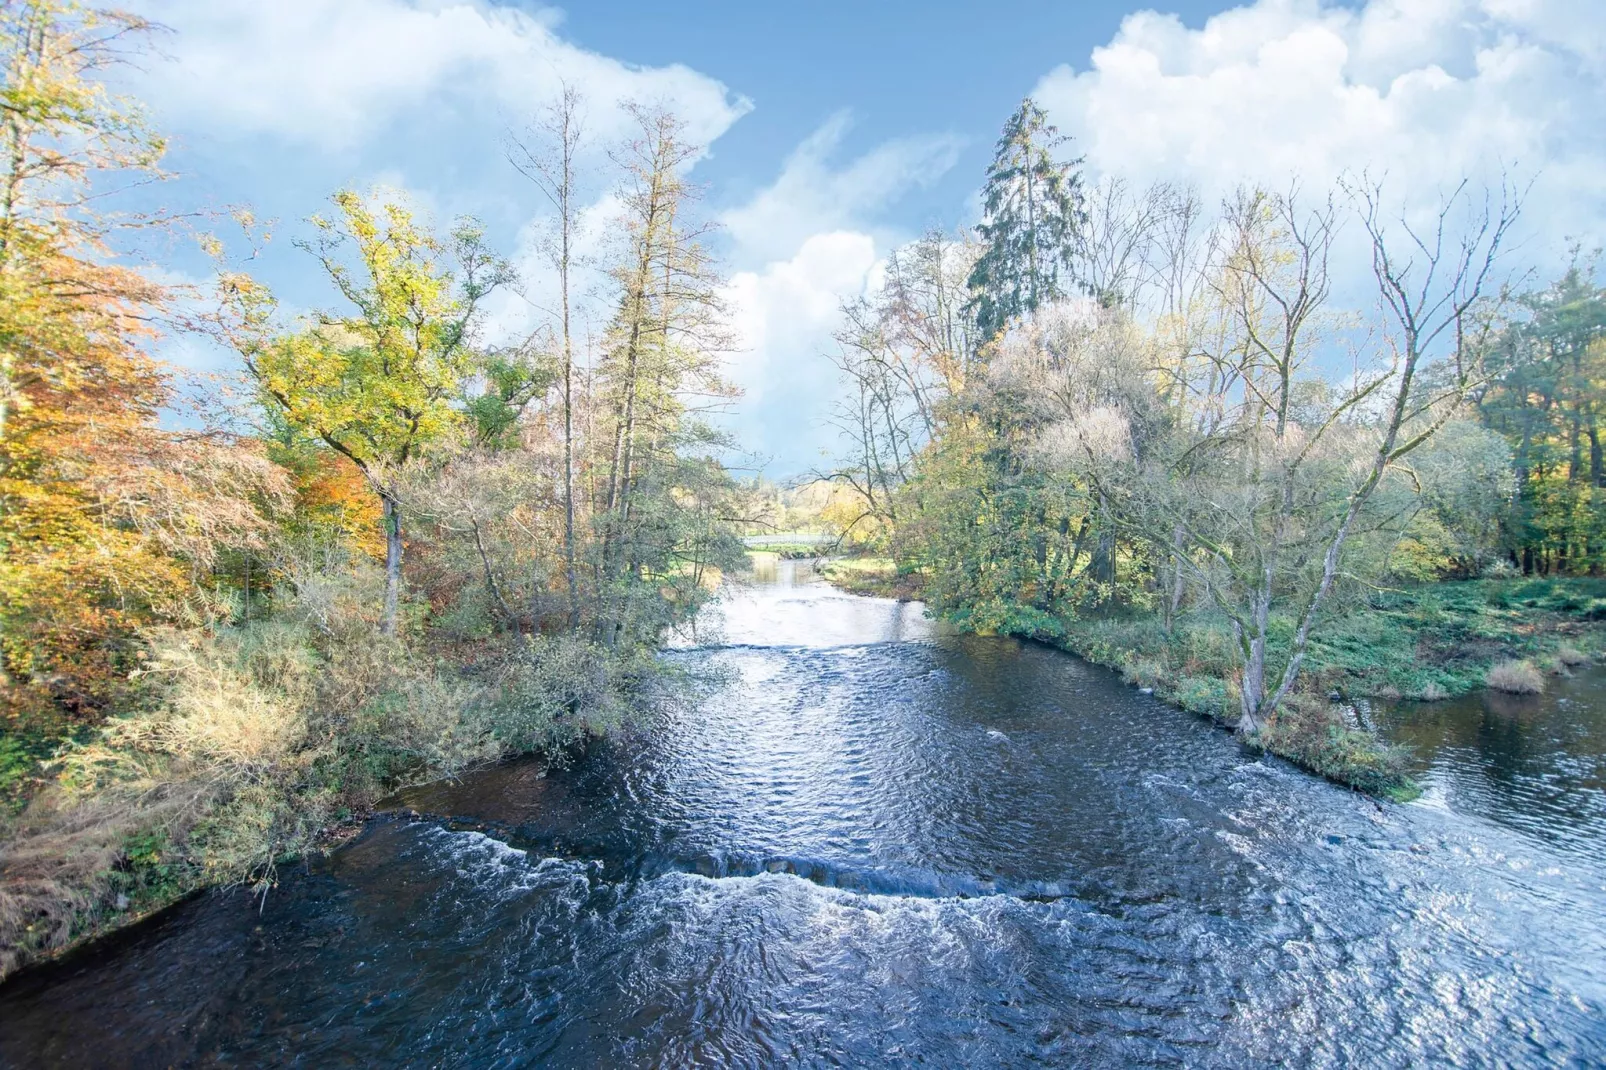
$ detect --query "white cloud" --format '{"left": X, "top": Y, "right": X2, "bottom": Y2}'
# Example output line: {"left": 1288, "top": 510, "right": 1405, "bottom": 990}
{"left": 720, "top": 112, "right": 961, "bottom": 268}
{"left": 721, "top": 232, "right": 881, "bottom": 470}
{"left": 710, "top": 114, "right": 962, "bottom": 472}
{"left": 130, "top": 0, "right": 749, "bottom": 151}
{"left": 1033, "top": 0, "right": 1606, "bottom": 264}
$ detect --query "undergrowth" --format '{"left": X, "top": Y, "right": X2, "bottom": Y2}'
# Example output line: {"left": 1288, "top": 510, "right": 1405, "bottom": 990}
{"left": 840, "top": 576, "right": 1605, "bottom": 800}
{"left": 1057, "top": 578, "right": 1606, "bottom": 797}
{"left": 0, "top": 562, "right": 666, "bottom": 980}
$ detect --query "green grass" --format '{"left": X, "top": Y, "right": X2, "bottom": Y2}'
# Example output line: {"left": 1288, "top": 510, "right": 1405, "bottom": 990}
{"left": 1303, "top": 577, "right": 1606, "bottom": 698}
{"left": 1064, "top": 577, "right": 1606, "bottom": 706}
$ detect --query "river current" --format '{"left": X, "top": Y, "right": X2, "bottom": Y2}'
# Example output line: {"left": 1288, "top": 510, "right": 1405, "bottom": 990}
{"left": 1, "top": 561, "right": 1603, "bottom": 1066}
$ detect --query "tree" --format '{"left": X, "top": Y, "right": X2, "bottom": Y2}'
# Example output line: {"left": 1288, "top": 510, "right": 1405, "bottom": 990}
{"left": 592, "top": 105, "right": 739, "bottom": 647}
{"left": 965, "top": 98, "right": 1086, "bottom": 341}
{"left": 0, "top": 1, "right": 285, "bottom": 717}
{"left": 228, "top": 192, "right": 512, "bottom": 634}
{"left": 508, "top": 84, "right": 585, "bottom": 624}
{"left": 827, "top": 230, "right": 977, "bottom": 542}
{"left": 1477, "top": 259, "right": 1606, "bottom": 573}
{"left": 0, "top": 0, "right": 164, "bottom": 443}
{"left": 1100, "top": 182, "right": 1518, "bottom": 733}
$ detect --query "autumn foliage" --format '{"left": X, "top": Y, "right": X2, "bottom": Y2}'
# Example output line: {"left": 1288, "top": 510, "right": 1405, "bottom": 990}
{"left": 0, "top": 2, "right": 284, "bottom": 722}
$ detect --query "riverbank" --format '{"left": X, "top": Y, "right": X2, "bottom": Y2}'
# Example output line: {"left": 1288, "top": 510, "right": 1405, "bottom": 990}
{"left": 0, "top": 603, "right": 663, "bottom": 982}
{"left": 816, "top": 563, "right": 1606, "bottom": 799}
{"left": 7, "top": 562, "right": 1601, "bottom": 1065}
{"left": 817, "top": 557, "right": 925, "bottom": 601}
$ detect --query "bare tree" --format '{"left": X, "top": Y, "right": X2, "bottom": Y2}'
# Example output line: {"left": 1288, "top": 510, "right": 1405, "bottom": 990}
{"left": 508, "top": 84, "right": 584, "bottom": 625}
{"left": 1071, "top": 177, "right": 1169, "bottom": 310}
{"left": 825, "top": 231, "right": 979, "bottom": 539}
{"left": 1035, "top": 180, "right": 1519, "bottom": 733}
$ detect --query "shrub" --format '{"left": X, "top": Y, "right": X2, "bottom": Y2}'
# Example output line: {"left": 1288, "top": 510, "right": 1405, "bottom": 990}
{"left": 1258, "top": 698, "right": 1416, "bottom": 799}
{"left": 1486, "top": 659, "right": 1543, "bottom": 695}
{"left": 1172, "top": 675, "right": 1230, "bottom": 719}
{"left": 486, "top": 634, "right": 655, "bottom": 752}
{"left": 1120, "top": 657, "right": 1165, "bottom": 688}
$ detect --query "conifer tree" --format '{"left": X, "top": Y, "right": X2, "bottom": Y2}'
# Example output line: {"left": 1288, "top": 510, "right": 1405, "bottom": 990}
{"left": 965, "top": 98, "right": 1087, "bottom": 341}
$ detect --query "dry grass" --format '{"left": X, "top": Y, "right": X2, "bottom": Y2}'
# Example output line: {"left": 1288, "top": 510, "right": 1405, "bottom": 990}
{"left": 0, "top": 560, "right": 662, "bottom": 981}
{"left": 0, "top": 779, "right": 216, "bottom": 978}
{"left": 1557, "top": 645, "right": 1592, "bottom": 667}
{"left": 1486, "top": 659, "right": 1544, "bottom": 695}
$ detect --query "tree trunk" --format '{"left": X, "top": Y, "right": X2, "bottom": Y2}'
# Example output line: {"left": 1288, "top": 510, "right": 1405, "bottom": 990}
{"left": 562, "top": 343, "right": 577, "bottom": 625}
{"left": 1164, "top": 524, "right": 1186, "bottom": 635}
{"left": 472, "top": 518, "right": 513, "bottom": 626}
{"left": 1235, "top": 587, "right": 1271, "bottom": 736}
{"left": 381, "top": 492, "right": 403, "bottom": 635}
{"left": 1092, "top": 493, "right": 1115, "bottom": 587}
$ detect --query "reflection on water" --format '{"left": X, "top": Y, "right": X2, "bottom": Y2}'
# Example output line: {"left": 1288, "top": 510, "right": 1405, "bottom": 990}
{"left": 1378, "top": 669, "right": 1606, "bottom": 858}
{"left": 2, "top": 569, "right": 1604, "bottom": 1067}
{"left": 668, "top": 556, "right": 938, "bottom": 649}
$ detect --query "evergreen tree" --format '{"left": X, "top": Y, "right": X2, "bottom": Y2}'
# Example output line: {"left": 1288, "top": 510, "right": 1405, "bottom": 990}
{"left": 965, "top": 99, "right": 1087, "bottom": 341}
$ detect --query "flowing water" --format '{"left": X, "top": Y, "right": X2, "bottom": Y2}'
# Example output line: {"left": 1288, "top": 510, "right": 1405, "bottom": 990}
{"left": 2, "top": 561, "right": 1604, "bottom": 1067}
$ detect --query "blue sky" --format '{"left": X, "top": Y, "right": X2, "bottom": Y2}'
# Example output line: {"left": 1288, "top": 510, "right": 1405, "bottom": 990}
{"left": 553, "top": 1, "right": 1231, "bottom": 224}
{"left": 121, "top": 0, "right": 1606, "bottom": 477}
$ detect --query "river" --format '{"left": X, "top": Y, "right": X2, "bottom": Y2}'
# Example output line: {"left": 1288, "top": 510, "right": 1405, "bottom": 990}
{"left": 1, "top": 561, "right": 1603, "bottom": 1066}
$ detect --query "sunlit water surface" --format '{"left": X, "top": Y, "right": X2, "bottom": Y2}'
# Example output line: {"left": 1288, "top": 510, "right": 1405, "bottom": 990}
{"left": 2, "top": 561, "right": 1604, "bottom": 1066}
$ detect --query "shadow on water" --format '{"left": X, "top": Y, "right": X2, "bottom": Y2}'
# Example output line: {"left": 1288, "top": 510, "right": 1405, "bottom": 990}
{"left": 3, "top": 563, "right": 1605, "bottom": 1067}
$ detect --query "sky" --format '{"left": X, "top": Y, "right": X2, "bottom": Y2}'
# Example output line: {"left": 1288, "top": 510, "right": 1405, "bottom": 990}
{"left": 117, "top": 0, "right": 1606, "bottom": 478}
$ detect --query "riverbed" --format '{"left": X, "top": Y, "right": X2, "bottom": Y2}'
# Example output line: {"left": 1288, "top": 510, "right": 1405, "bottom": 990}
{"left": 1, "top": 561, "right": 1602, "bottom": 1066}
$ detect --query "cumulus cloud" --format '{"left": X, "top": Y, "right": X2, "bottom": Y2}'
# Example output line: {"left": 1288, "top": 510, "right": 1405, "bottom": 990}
{"left": 128, "top": 0, "right": 749, "bottom": 151}
{"left": 721, "top": 232, "right": 881, "bottom": 470}
{"left": 712, "top": 115, "right": 963, "bottom": 472}
{"left": 1033, "top": 0, "right": 1606, "bottom": 261}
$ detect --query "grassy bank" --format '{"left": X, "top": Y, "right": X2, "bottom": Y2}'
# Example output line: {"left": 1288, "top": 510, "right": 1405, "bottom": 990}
{"left": 817, "top": 557, "right": 926, "bottom": 601}
{"left": 1056, "top": 579, "right": 1606, "bottom": 799}
{"left": 816, "top": 567, "right": 1606, "bottom": 800}
{"left": 0, "top": 572, "right": 664, "bottom": 982}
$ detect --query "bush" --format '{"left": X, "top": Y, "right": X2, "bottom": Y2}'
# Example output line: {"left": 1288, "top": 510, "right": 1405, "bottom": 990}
{"left": 1172, "top": 675, "right": 1230, "bottom": 718}
{"left": 486, "top": 634, "right": 655, "bottom": 753}
{"left": 1258, "top": 698, "right": 1417, "bottom": 800}
{"left": 1486, "top": 659, "right": 1544, "bottom": 695}
{"left": 0, "top": 557, "right": 676, "bottom": 980}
